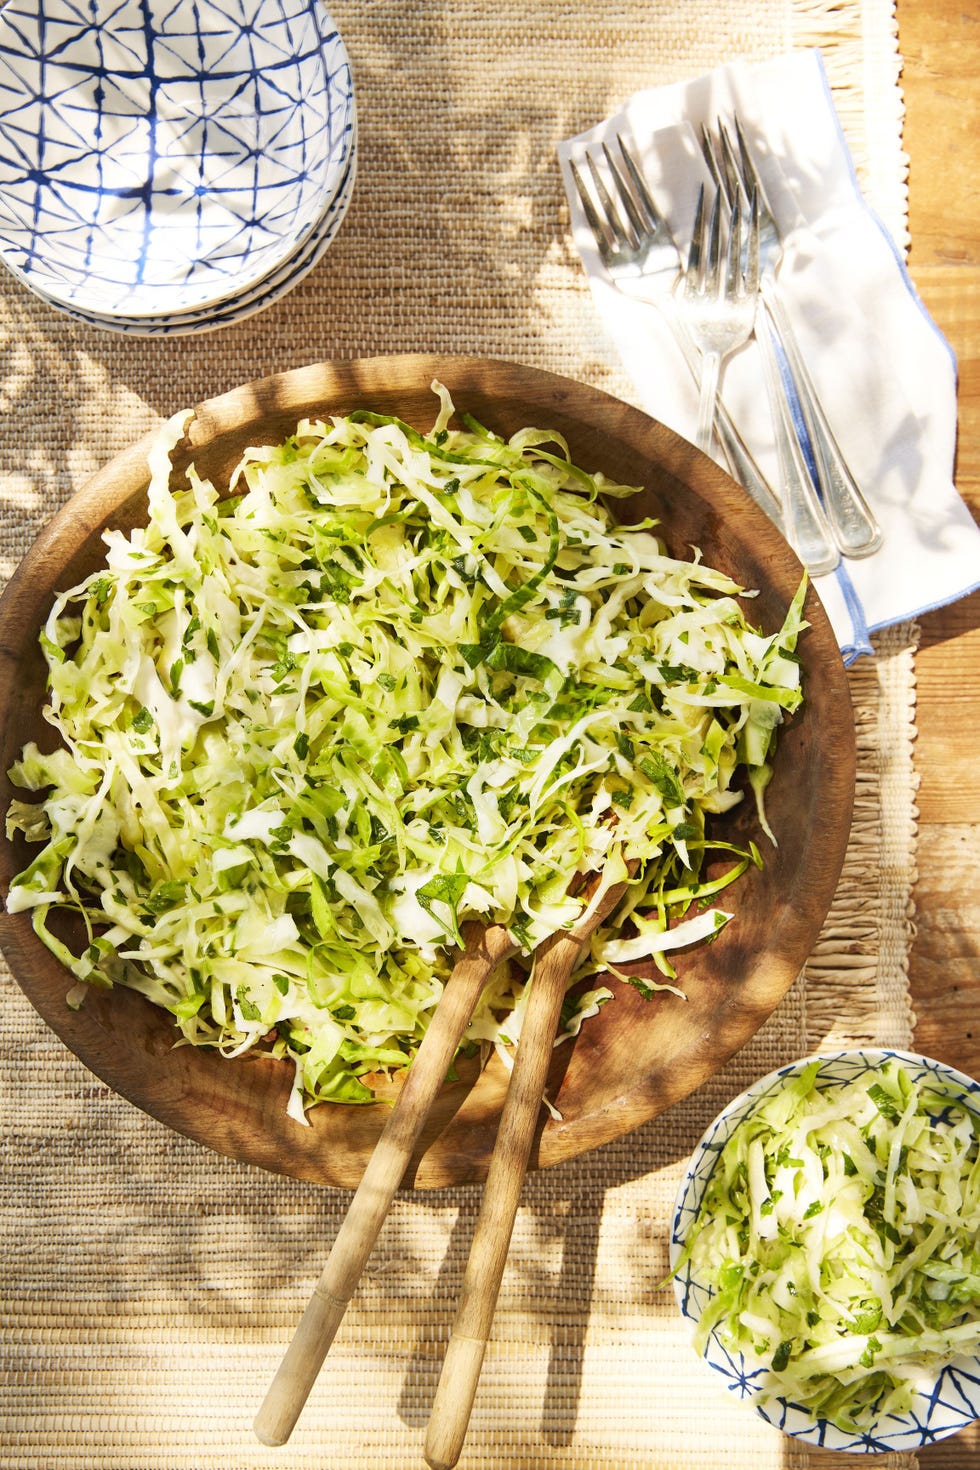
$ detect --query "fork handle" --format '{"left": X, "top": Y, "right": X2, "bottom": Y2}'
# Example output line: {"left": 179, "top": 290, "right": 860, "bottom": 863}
{"left": 696, "top": 349, "right": 721, "bottom": 452}
{"left": 424, "top": 873, "right": 631, "bottom": 1470}
{"left": 760, "top": 276, "right": 883, "bottom": 558}
{"left": 757, "top": 315, "right": 840, "bottom": 577}
{"left": 253, "top": 921, "right": 516, "bottom": 1448}
{"left": 712, "top": 404, "right": 785, "bottom": 530}
{"left": 423, "top": 930, "right": 582, "bottom": 1470}
{"left": 660, "top": 298, "right": 784, "bottom": 531}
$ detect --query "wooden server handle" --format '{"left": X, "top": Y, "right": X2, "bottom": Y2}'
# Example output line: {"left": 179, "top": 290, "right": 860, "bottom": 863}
{"left": 424, "top": 877, "right": 629, "bottom": 1470}
{"left": 253, "top": 921, "right": 516, "bottom": 1447}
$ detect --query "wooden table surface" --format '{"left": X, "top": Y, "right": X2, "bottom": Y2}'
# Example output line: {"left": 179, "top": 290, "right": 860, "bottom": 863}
{"left": 895, "top": 3, "right": 980, "bottom": 1465}
{"left": 899, "top": 3, "right": 980, "bottom": 1082}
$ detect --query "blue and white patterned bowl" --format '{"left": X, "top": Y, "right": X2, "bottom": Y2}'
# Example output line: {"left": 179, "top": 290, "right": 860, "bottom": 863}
{"left": 0, "top": 0, "right": 354, "bottom": 320}
{"left": 24, "top": 128, "right": 357, "bottom": 337}
{"left": 671, "top": 1049, "right": 980, "bottom": 1454}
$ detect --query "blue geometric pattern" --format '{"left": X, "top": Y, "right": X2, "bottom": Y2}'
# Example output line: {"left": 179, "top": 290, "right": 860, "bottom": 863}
{"left": 670, "top": 1048, "right": 980, "bottom": 1453}
{"left": 29, "top": 131, "right": 357, "bottom": 336}
{"left": 0, "top": 0, "right": 354, "bottom": 317}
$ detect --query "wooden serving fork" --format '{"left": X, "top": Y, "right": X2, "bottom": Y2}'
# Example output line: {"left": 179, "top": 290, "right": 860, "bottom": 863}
{"left": 424, "top": 871, "right": 632, "bottom": 1470}
{"left": 253, "top": 919, "right": 518, "bottom": 1447}
{"left": 254, "top": 866, "right": 629, "bottom": 1451}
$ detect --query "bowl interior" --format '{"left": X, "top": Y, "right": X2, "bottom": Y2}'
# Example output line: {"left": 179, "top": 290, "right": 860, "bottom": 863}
{"left": 0, "top": 355, "right": 855, "bottom": 1188}
{"left": 0, "top": 0, "right": 354, "bottom": 316}
{"left": 671, "top": 1049, "right": 980, "bottom": 1453}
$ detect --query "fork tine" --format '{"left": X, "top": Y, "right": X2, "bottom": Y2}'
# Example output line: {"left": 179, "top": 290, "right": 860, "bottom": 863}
{"left": 613, "top": 134, "right": 671, "bottom": 236}
{"left": 744, "top": 186, "right": 760, "bottom": 295}
{"left": 724, "top": 192, "right": 742, "bottom": 300}
{"left": 698, "top": 125, "right": 725, "bottom": 197}
{"left": 600, "top": 139, "right": 647, "bottom": 244}
{"left": 714, "top": 120, "right": 747, "bottom": 208}
{"left": 701, "top": 124, "right": 740, "bottom": 211}
{"left": 704, "top": 123, "right": 746, "bottom": 212}
{"left": 686, "top": 183, "right": 706, "bottom": 279}
{"left": 585, "top": 148, "right": 633, "bottom": 248}
{"left": 568, "top": 155, "right": 613, "bottom": 257}
{"left": 704, "top": 188, "right": 722, "bottom": 293}
{"left": 732, "top": 114, "right": 776, "bottom": 227}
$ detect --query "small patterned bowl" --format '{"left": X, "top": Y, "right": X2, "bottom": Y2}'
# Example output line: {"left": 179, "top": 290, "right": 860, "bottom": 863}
{"left": 0, "top": 0, "right": 354, "bottom": 319}
{"left": 671, "top": 1048, "right": 980, "bottom": 1454}
{"left": 24, "top": 129, "right": 358, "bottom": 338}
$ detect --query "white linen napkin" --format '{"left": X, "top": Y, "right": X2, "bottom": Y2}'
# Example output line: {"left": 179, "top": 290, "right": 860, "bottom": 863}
{"left": 557, "top": 49, "right": 980, "bottom": 662}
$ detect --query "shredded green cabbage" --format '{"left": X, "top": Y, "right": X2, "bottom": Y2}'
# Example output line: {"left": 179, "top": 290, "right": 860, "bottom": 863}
{"left": 5, "top": 384, "right": 806, "bottom": 1120}
{"left": 674, "top": 1057, "right": 980, "bottom": 1433}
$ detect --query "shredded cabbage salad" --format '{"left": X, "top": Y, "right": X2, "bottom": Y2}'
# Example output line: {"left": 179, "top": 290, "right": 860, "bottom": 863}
{"left": 675, "top": 1058, "right": 980, "bottom": 1433}
{"left": 5, "top": 384, "right": 806, "bottom": 1120}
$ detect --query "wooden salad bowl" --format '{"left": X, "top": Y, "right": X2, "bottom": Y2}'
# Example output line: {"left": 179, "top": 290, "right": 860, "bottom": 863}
{"left": 0, "top": 355, "right": 855, "bottom": 1189}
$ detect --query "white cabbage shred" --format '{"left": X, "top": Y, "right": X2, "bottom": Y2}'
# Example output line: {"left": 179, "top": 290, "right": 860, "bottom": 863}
{"left": 5, "top": 385, "right": 806, "bottom": 1118}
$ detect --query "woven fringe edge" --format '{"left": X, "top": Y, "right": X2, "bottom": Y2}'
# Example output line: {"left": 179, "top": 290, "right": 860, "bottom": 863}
{"left": 804, "top": 621, "right": 919, "bottom": 1055}
{"left": 790, "top": 0, "right": 910, "bottom": 251}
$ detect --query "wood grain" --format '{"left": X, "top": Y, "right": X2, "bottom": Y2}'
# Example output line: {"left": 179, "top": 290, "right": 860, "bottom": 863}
{"left": 899, "top": 0, "right": 980, "bottom": 1459}
{"left": 0, "top": 355, "right": 854, "bottom": 1191}
{"left": 899, "top": 0, "right": 980, "bottom": 1099}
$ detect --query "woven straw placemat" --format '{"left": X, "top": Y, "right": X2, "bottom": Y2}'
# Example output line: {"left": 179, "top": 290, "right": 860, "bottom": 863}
{"left": 0, "top": 2, "right": 918, "bottom": 1467}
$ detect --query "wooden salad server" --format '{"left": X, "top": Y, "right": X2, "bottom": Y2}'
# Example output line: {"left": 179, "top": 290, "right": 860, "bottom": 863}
{"left": 424, "top": 873, "right": 631, "bottom": 1470}
{"left": 253, "top": 919, "right": 518, "bottom": 1447}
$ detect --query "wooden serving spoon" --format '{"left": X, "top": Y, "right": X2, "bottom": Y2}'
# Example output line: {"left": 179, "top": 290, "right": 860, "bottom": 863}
{"left": 253, "top": 919, "right": 518, "bottom": 1448}
{"left": 424, "top": 873, "right": 631, "bottom": 1470}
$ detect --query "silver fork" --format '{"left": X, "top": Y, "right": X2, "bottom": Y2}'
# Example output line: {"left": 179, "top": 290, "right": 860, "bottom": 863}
{"left": 706, "top": 117, "right": 883, "bottom": 558}
{"left": 677, "top": 184, "right": 758, "bottom": 453}
{"left": 685, "top": 186, "right": 839, "bottom": 576}
{"left": 568, "top": 138, "right": 783, "bottom": 528}
{"left": 571, "top": 137, "right": 838, "bottom": 575}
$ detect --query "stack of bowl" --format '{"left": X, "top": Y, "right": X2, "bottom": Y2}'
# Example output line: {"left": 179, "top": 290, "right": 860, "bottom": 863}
{"left": 0, "top": 0, "right": 355, "bottom": 336}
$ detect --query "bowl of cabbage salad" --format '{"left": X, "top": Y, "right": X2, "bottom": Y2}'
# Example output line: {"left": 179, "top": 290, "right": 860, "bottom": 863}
{"left": 0, "top": 355, "right": 854, "bottom": 1188}
{"left": 671, "top": 1048, "right": 980, "bottom": 1453}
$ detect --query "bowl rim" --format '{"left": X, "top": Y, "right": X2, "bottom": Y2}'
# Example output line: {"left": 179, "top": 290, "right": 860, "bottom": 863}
{"left": 670, "top": 1046, "right": 980, "bottom": 1453}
